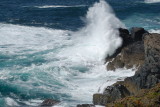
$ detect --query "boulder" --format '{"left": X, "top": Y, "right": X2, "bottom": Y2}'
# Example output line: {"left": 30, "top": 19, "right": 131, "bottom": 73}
{"left": 93, "top": 84, "right": 130, "bottom": 105}
{"left": 130, "top": 27, "right": 148, "bottom": 41}
{"left": 41, "top": 99, "right": 60, "bottom": 106}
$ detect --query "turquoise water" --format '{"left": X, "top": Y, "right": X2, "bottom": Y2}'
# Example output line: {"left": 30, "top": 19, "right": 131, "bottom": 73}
{"left": 0, "top": 0, "right": 159, "bottom": 106}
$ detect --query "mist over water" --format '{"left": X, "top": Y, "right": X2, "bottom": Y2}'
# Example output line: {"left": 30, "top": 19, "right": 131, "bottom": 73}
{"left": 59, "top": 0, "right": 124, "bottom": 63}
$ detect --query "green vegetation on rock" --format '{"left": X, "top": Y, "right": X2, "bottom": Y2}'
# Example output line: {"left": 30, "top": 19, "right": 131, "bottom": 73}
{"left": 107, "top": 83, "right": 160, "bottom": 107}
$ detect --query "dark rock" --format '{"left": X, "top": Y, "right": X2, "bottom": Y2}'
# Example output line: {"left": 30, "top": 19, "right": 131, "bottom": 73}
{"left": 107, "top": 41, "right": 145, "bottom": 70}
{"left": 143, "top": 33, "right": 160, "bottom": 64}
{"left": 119, "top": 28, "right": 133, "bottom": 47}
{"left": 130, "top": 27, "right": 148, "bottom": 41}
{"left": 77, "top": 104, "right": 95, "bottom": 107}
{"left": 106, "top": 27, "right": 147, "bottom": 62}
{"left": 93, "top": 84, "right": 130, "bottom": 105}
{"left": 121, "top": 41, "right": 145, "bottom": 69}
{"left": 117, "top": 33, "right": 160, "bottom": 93}
{"left": 126, "top": 33, "right": 160, "bottom": 90}
{"left": 96, "top": 33, "right": 160, "bottom": 106}
{"left": 41, "top": 99, "right": 60, "bottom": 106}
{"left": 93, "top": 94, "right": 109, "bottom": 106}
{"left": 107, "top": 61, "right": 116, "bottom": 71}
{"left": 106, "top": 83, "right": 160, "bottom": 107}
{"left": 107, "top": 55, "right": 125, "bottom": 71}
{"left": 105, "top": 28, "right": 132, "bottom": 62}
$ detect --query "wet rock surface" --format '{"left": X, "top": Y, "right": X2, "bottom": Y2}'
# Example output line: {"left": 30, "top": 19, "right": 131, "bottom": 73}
{"left": 107, "top": 41, "right": 145, "bottom": 70}
{"left": 130, "top": 27, "right": 148, "bottom": 41}
{"left": 105, "top": 28, "right": 132, "bottom": 62}
{"left": 77, "top": 28, "right": 160, "bottom": 107}
{"left": 93, "top": 33, "right": 160, "bottom": 106}
{"left": 41, "top": 99, "right": 60, "bottom": 106}
{"left": 106, "top": 27, "right": 146, "bottom": 70}
{"left": 93, "top": 84, "right": 130, "bottom": 105}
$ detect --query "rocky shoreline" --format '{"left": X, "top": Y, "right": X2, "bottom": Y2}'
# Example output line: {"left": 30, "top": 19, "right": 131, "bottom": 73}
{"left": 77, "top": 27, "right": 160, "bottom": 107}
{"left": 40, "top": 27, "right": 160, "bottom": 107}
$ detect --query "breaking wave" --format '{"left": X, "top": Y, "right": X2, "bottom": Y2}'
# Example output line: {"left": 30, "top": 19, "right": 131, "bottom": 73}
{"left": 0, "top": 0, "right": 133, "bottom": 106}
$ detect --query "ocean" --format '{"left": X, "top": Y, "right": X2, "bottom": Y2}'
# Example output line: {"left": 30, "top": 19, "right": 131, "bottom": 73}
{"left": 0, "top": 0, "right": 159, "bottom": 106}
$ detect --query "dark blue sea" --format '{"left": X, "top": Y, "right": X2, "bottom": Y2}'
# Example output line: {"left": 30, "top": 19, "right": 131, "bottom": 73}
{"left": 0, "top": 0, "right": 160, "bottom": 106}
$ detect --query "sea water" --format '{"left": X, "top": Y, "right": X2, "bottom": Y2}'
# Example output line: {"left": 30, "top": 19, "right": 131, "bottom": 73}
{"left": 0, "top": 0, "right": 159, "bottom": 106}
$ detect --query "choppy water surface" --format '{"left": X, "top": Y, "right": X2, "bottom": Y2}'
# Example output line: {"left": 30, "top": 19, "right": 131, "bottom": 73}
{"left": 0, "top": 0, "right": 159, "bottom": 106}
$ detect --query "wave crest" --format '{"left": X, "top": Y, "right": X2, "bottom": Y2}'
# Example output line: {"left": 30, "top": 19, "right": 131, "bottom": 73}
{"left": 34, "top": 5, "right": 87, "bottom": 8}
{"left": 145, "top": 0, "right": 160, "bottom": 3}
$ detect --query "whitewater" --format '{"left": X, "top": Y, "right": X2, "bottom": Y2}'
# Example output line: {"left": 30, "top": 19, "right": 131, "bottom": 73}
{"left": 145, "top": 0, "right": 160, "bottom": 3}
{"left": 2, "top": 0, "right": 160, "bottom": 106}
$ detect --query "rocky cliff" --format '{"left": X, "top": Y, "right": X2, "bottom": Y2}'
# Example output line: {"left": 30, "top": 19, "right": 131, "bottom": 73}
{"left": 77, "top": 28, "right": 160, "bottom": 107}
{"left": 92, "top": 29, "right": 160, "bottom": 106}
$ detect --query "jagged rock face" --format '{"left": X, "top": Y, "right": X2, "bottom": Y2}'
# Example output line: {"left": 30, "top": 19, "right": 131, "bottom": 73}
{"left": 129, "top": 33, "right": 160, "bottom": 90}
{"left": 105, "top": 28, "right": 131, "bottom": 62}
{"left": 93, "top": 33, "right": 160, "bottom": 106}
{"left": 105, "top": 27, "right": 147, "bottom": 63}
{"left": 106, "top": 83, "right": 160, "bottom": 107}
{"left": 144, "top": 33, "right": 160, "bottom": 64}
{"left": 131, "top": 27, "right": 148, "bottom": 41}
{"left": 118, "top": 33, "right": 160, "bottom": 94}
{"left": 107, "top": 55, "right": 124, "bottom": 71}
{"left": 107, "top": 41, "right": 145, "bottom": 71}
{"left": 93, "top": 84, "right": 130, "bottom": 105}
{"left": 119, "top": 28, "right": 133, "bottom": 47}
{"left": 121, "top": 41, "right": 145, "bottom": 69}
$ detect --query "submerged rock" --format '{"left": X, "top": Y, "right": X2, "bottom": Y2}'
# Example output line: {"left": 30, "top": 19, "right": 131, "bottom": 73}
{"left": 41, "top": 99, "right": 60, "bottom": 106}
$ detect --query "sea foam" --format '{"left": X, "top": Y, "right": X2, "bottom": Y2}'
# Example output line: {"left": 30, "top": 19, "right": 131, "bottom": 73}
{"left": 34, "top": 5, "right": 87, "bottom": 8}
{"left": 145, "top": 0, "right": 160, "bottom": 3}
{"left": 0, "top": 0, "right": 133, "bottom": 107}
{"left": 59, "top": 0, "right": 125, "bottom": 62}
